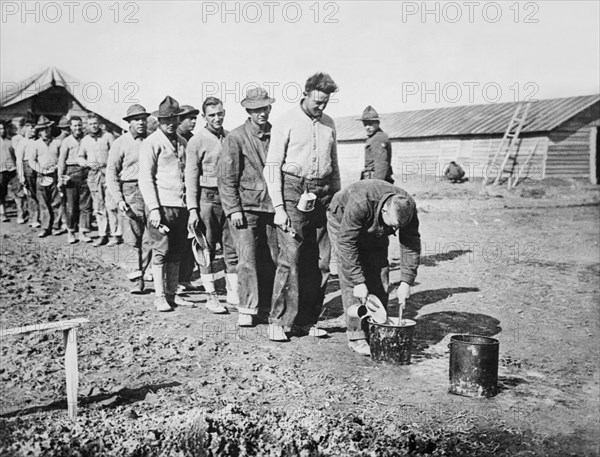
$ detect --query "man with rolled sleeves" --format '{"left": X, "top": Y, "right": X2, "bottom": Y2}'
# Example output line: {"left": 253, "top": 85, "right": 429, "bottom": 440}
{"left": 29, "top": 116, "right": 61, "bottom": 238}
{"left": 327, "top": 180, "right": 421, "bottom": 356}
{"left": 265, "top": 72, "right": 341, "bottom": 340}
{"left": 186, "top": 97, "right": 240, "bottom": 314}
{"left": 359, "top": 106, "right": 394, "bottom": 184}
{"left": 78, "top": 113, "right": 116, "bottom": 246}
{"left": 107, "top": 104, "right": 153, "bottom": 294}
{"left": 218, "top": 88, "right": 279, "bottom": 330}
{"left": 139, "top": 96, "right": 193, "bottom": 312}
{"left": 59, "top": 116, "right": 93, "bottom": 243}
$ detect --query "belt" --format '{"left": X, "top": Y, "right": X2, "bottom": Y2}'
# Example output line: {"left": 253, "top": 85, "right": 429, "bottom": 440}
{"left": 283, "top": 171, "right": 332, "bottom": 185}
{"left": 121, "top": 180, "right": 138, "bottom": 184}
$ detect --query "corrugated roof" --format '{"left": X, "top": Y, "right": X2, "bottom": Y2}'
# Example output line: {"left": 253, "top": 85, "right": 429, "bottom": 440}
{"left": 336, "top": 94, "right": 600, "bottom": 141}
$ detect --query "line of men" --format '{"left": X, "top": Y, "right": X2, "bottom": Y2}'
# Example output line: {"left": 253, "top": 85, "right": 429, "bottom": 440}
{"left": 0, "top": 72, "right": 421, "bottom": 356}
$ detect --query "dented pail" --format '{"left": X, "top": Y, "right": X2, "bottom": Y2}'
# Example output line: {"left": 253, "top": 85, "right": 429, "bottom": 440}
{"left": 369, "top": 318, "right": 416, "bottom": 365}
{"left": 449, "top": 334, "right": 499, "bottom": 398}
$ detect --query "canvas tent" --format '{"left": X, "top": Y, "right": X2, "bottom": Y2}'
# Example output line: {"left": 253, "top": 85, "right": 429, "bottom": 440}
{"left": 0, "top": 66, "right": 122, "bottom": 133}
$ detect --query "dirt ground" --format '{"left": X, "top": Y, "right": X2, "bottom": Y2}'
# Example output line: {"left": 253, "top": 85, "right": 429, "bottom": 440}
{"left": 0, "top": 177, "right": 599, "bottom": 456}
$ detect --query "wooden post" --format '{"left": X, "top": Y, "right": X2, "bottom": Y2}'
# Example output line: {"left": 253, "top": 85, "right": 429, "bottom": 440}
{"left": 63, "top": 328, "right": 79, "bottom": 420}
{"left": 590, "top": 127, "right": 598, "bottom": 185}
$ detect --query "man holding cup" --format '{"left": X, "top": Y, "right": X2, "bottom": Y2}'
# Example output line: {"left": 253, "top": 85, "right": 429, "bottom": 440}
{"left": 327, "top": 180, "right": 421, "bottom": 356}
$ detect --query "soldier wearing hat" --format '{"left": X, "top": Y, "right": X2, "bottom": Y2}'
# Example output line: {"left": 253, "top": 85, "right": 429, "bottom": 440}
{"left": 139, "top": 96, "right": 194, "bottom": 312}
{"left": 217, "top": 88, "right": 279, "bottom": 330}
{"left": 177, "top": 105, "right": 199, "bottom": 142}
{"left": 107, "top": 104, "right": 154, "bottom": 294}
{"left": 265, "top": 72, "right": 341, "bottom": 341}
{"left": 327, "top": 179, "right": 421, "bottom": 355}
{"left": 59, "top": 116, "right": 93, "bottom": 243}
{"left": 50, "top": 115, "right": 72, "bottom": 234}
{"left": 29, "top": 115, "right": 62, "bottom": 237}
{"left": 18, "top": 117, "right": 41, "bottom": 227}
{"left": 78, "top": 113, "right": 117, "bottom": 246}
{"left": 358, "top": 106, "right": 394, "bottom": 184}
{"left": 186, "top": 97, "right": 240, "bottom": 314}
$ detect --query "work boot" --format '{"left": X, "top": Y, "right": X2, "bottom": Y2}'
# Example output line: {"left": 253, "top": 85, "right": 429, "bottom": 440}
{"left": 67, "top": 231, "right": 77, "bottom": 244}
{"left": 237, "top": 313, "right": 253, "bottom": 327}
{"left": 38, "top": 230, "right": 51, "bottom": 238}
{"left": 225, "top": 273, "right": 240, "bottom": 306}
{"left": 268, "top": 324, "right": 289, "bottom": 342}
{"left": 79, "top": 232, "right": 93, "bottom": 243}
{"left": 292, "top": 325, "right": 329, "bottom": 338}
{"left": 152, "top": 264, "right": 172, "bottom": 312}
{"left": 129, "top": 278, "right": 144, "bottom": 295}
{"left": 348, "top": 339, "right": 371, "bottom": 356}
{"left": 106, "top": 236, "right": 121, "bottom": 247}
{"left": 206, "top": 293, "right": 227, "bottom": 314}
{"left": 94, "top": 236, "right": 108, "bottom": 247}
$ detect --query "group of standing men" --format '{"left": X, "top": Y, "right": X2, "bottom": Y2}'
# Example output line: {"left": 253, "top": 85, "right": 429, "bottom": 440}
{"left": 0, "top": 72, "right": 421, "bottom": 356}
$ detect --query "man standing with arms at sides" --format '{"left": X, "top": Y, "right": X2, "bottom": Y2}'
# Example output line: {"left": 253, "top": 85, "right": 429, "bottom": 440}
{"left": 29, "top": 116, "right": 61, "bottom": 238}
{"left": 107, "top": 105, "right": 153, "bottom": 294}
{"left": 18, "top": 118, "right": 40, "bottom": 228}
{"left": 51, "top": 116, "right": 71, "bottom": 234}
{"left": 177, "top": 104, "right": 203, "bottom": 293}
{"left": 218, "top": 89, "right": 279, "bottom": 332}
{"left": 0, "top": 121, "right": 24, "bottom": 223}
{"left": 78, "top": 113, "right": 116, "bottom": 247}
{"left": 358, "top": 106, "right": 394, "bottom": 184}
{"left": 265, "top": 72, "right": 341, "bottom": 339}
{"left": 59, "top": 116, "right": 93, "bottom": 244}
{"left": 327, "top": 180, "right": 421, "bottom": 355}
{"left": 139, "top": 96, "right": 193, "bottom": 312}
{"left": 186, "top": 97, "right": 240, "bottom": 314}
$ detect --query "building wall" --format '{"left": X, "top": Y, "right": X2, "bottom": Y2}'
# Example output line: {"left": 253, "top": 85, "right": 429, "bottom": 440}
{"left": 546, "top": 103, "right": 600, "bottom": 179}
{"left": 337, "top": 134, "right": 548, "bottom": 184}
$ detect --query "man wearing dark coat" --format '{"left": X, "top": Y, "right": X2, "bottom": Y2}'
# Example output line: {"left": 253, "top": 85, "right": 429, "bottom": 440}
{"left": 327, "top": 179, "right": 421, "bottom": 355}
{"left": 359, "top": 106, "right": 394, "bottom": 184}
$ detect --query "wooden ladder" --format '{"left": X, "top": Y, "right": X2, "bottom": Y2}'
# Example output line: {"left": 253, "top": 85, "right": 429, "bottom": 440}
{"left": 1, "top": 318, "right": 89, "bottom": 420}
{"left": 486, "top": 102, "right": 531, "bottom": 185}
{"left": 511, "top": 140, "right": 539, "bottom": 188}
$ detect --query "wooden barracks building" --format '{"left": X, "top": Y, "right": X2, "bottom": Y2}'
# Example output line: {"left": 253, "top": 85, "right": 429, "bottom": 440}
{"left": 335, "top": 94, "right": 600, "bottom": 184}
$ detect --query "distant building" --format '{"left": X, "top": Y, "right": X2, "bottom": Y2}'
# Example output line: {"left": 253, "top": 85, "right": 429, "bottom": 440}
{"left": 335, "top": 94, "right": 600, "bottom": 184}
{"left": 0, "top": 66, "right": 123, "bottom": 135}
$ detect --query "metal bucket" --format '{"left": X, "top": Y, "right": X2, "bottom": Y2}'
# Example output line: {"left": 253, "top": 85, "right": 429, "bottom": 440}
{"left": 449, "top": 334, "right": 499, "bottom": 398}
{"left": 369, "top": 318, "right": 416, "bottom": 365}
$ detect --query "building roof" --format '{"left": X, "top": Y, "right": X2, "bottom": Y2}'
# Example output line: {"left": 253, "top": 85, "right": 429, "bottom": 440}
{"left": 336, "top": 94, "right": 600, "bottom": 141}
{"left": 0, "top": 66, "right": 122, "bottom": 129}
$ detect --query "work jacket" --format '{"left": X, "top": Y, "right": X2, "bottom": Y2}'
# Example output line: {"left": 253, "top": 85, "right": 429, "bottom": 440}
{"left": 362, "top": 128, "right": 394, "bottom": 183}
{"left": 328, "top": 179, "right": 420, "bottom": 286}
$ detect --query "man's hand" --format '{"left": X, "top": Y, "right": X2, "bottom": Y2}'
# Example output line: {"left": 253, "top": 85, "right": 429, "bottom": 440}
{"left": 118, "top": 201, "right": 130, "bottom": 214}
{"left": 353, "top": 283, "right": 369, "bottom": 300}
{"left": 274, "top": 206, "right": 289, "bottom": 227}
{"left": 397, "top": 282, "right": 411, "bottom": 307}
{"left": 148, "top": 208, "right": 161, "bottom": 229}
{"left": 229, "top": 211, "right": 245, "bottom": 228}
{"left": 188, "top": 209, "right": 199, "bottom": 231}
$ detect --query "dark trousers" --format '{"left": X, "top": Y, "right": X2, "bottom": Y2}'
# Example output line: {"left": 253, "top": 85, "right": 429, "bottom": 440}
{"left": 270, "top": 174, "right": 333, "bottom": 329}
{"left": 198, "top": 187, "right": 238, "bottom": 275}
{"left": 327, "top": 210, "right": 389, "bottom": 340}
{"left": 37, "top": 175, "right": 61, "bottom": 232}
{"left": 230, "top": 211, "right": 278, "bottom": 315}
{"left": 122, "top": 182, "right": 152, "bottom": 277}
{"left": 148, "top": 206, "right": 188, "bottom": 265}
{"left": 0, "top": 170, "right": 26, "bottom": 219}
{"left": 24, "top": 162, "right": 39, "bottom": 224}
{"left": 64, "top": 165, "right": 92, "bottom": 232}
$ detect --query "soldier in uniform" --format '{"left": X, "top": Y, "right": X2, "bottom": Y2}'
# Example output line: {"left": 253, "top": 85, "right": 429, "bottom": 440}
{"left": 359, "top": 106, "right": 394, "bottom": 184}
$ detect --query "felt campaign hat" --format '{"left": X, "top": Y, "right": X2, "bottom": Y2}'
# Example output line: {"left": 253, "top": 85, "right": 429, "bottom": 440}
{"left": 152, "top": 96, "right": 185, "bottom": 118}
{"left": 57, "top": 115, "right": 70, "bottom": 128}
{"left": 241, "top": 87, "right": 275, "bottom": 109}
{"left": 123, "top": 104, "right": 150, "bottom": 121}
{"left": 34, "top": 115, "right": 54, "bottom": 130}
{"left": 357, "top": 105, "right": 380, "bottom": 121}
{"left": 179, "top": 105, "right": 200, "bottom": 117}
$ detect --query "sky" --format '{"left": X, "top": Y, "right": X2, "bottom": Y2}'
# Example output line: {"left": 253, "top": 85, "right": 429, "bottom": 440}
{"left": 1, "top": 0, "right": 599, "bottom": 129}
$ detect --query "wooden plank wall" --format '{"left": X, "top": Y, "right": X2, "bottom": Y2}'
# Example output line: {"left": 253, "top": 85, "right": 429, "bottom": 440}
{"left": 337, "top": 135, "right": 549, "bottom": 182}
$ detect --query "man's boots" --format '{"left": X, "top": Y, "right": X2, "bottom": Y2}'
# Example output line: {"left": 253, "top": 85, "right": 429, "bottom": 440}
{"left": 202, "top": 273, "right": 227, "bottom": 314}
{"left": 165, "top": 262, "right": 195, "bottom": 308}
{"left": 225, "top": 273, "right": 240, "bottom": 307}
{"left": 152, "top": 264, "right": 172, "bottom": 312}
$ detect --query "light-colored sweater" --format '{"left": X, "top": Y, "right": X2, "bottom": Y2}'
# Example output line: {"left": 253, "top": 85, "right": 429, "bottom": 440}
{"left": 138, "top": 128, "right": 187, "bottom": 211}
{"left": 264, "top": 103, "right": 341, "bottom": 208}
{"left": 106, "top": 131, "right": 146, "bottom": 203}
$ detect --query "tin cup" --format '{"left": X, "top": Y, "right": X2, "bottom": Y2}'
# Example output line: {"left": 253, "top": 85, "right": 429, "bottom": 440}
{"left": 347, "top": 303, "right": 368, "bottom": 319}
{"left": 297, "top": 191, "right": 317, "bottom": 212}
